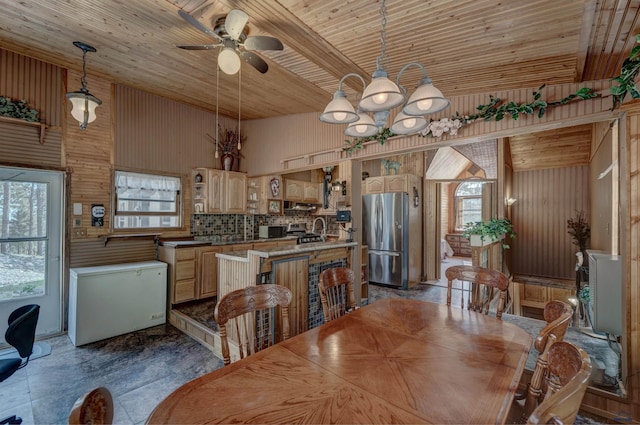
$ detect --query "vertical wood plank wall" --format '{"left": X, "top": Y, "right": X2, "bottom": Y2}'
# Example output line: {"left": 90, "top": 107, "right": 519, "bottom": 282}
{"left": 511, "top": 166, "right": 589, "bottom": 279}
{"left": 3, "top": 49, "right": 640, "bottom": 420}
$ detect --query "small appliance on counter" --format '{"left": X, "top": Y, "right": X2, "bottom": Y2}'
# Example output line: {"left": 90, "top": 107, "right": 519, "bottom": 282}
{"left": 286, "top": 223, "right": 324, "bottom": 244}
{"left": 258, "top": 225, "right": 286, "bottom": 239}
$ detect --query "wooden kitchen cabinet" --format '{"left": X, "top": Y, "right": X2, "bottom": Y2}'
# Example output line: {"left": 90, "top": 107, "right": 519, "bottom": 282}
{"left": 363, "top": 174, "right": 421, "bottom": 194}
{"left": 512, "top": 275, "right": 575, "bottom": 319}
{"left": 159, "top": 244, "right": 221, "bottom": 305}
{"left": 284, "top": 178, "right": 321, "bottom": 203}
{"left": 159, "top": 246, "right": 196, "bottom": 304}
{"left": 197, "top": 246, "right": 221, "bottom": 298}
{"left": 193, "top": 168, "right": 246, "bottom": 214}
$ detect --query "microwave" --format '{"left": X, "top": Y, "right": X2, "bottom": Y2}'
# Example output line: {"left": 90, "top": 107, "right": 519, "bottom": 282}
{"left": 259, "top": 225, "right": 286, "bottom": 239}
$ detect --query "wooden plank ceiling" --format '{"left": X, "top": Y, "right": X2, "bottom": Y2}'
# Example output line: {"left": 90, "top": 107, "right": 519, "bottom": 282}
{"left": 0, "top": 0, "right": 638, "bottom": 124}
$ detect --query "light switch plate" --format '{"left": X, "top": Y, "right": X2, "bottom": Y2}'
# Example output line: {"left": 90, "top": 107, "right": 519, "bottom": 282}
{"left": 73, "top": 203, "right": 82, "bottom": 215}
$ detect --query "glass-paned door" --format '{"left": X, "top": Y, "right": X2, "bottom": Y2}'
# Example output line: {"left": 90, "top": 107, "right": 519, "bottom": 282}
{"left": 0, "top": 167, "right": 63, "bottom": 343}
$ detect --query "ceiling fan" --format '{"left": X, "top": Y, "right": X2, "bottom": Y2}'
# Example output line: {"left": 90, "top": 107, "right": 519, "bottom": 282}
{"left": 177, "top": 8, "right": 283, "bottom": 75}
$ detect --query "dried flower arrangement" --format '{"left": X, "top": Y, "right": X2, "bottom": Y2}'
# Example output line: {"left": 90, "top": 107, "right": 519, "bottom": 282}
{"left": 567, "top": 210, "right": 590, "bottom": 251}
{"left": 207, "top": 125, "right": 247, "bottom": 157}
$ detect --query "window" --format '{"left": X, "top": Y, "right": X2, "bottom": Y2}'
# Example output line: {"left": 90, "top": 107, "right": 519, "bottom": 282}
{"left": 455, "top": 181, "right": 483, "bottom": 230}
{"left": 114, "top": 171, "right": 182, "bottom": 229}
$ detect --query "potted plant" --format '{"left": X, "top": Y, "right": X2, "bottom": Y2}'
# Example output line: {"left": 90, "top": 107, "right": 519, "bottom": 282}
{"left": 462, "top": 218, "right": 516, "bottom": 249}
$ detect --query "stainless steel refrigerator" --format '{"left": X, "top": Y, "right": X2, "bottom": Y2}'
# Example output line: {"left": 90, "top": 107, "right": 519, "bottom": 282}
{"left": 363, "top": 192, "right": 409, "bottom": 289}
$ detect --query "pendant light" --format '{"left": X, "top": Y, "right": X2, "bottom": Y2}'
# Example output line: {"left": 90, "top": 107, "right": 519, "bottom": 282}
{"left": 65, "top": 41, "right": 102, "bottom": 130}
{"left": 319, "top": 0, "right": 449, "bottom": 137}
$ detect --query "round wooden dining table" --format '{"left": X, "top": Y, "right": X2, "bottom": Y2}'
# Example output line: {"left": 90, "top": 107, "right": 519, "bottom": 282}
{"left": 147, "top": 298, "right": 532, "bottom": 424}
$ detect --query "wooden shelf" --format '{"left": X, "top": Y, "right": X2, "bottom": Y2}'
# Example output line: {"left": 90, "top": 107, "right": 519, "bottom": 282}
{"left": 0, "top": 115, "right": 48, "bottom": 144}
{"left": 101, "top": 233, "right": 161, "bottom": 247}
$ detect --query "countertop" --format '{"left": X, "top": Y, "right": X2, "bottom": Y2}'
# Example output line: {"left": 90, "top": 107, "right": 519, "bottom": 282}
{"left": 159, "top": 236, "right": 298, "bottom": 248}
{"left": 216, "top": 240, "right": 358, "bottom": 261}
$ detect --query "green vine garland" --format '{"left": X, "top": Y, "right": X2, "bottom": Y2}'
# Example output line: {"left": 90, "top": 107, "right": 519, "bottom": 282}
{"left": 0, "top": 96, "right": 40, "bottom": 122}
{"left": 343, "top": 85, "right": 599, "bottom": 154}
{"left": 342, "top": 34, "right": 640, "bottom": 155}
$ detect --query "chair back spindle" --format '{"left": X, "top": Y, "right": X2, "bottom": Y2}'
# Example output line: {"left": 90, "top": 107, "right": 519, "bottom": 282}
{"left": 319, "top": 267, "right": 355, "bottom": 322}
{"left": 215, "top": 284, "right": 292, "bottom": 365}
{"left": 445, "top": 265, "right": 509, "bottom": 319}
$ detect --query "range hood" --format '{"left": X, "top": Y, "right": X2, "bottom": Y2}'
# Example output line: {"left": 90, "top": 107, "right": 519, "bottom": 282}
{"left": 283, "top": 201, "right": 317, "bottom": 211}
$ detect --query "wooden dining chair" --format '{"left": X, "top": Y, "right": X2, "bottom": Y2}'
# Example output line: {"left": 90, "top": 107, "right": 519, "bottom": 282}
{"left": 318, "top": 267, "right": 356, "bottom": 322}
{"left": 517, "top": 300, "right": 574, "bottom": 419}
{"left": 214, "top": 284, "right": 292, "bottom": 365}
{"left": 527, "top": 341, "right": 592, "bottom": 425}
{"left": 68, "top": 387, "right": 113, "bottom": 425}
{"left": 445, "top": 265, "right": 509, "bottom": 319}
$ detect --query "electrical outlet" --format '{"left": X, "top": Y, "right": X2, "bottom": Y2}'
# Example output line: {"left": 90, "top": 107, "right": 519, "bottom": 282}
{"left": 73, "top": 228, "right": 87, "bottom": 238}
{"left": 73, "top": 218, "right": 82, "bottom": 227}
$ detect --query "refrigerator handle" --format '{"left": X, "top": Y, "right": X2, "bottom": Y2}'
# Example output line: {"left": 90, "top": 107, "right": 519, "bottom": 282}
{"left": 370, "top": 251, "right": 400, "bottom": 257}
{"left": 375, "top": 196, "right": 382, "bottom": 243}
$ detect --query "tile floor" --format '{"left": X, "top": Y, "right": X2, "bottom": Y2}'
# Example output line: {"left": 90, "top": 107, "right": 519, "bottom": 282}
{"left": 0, "top": 256, "right": 615, "bottom": 424}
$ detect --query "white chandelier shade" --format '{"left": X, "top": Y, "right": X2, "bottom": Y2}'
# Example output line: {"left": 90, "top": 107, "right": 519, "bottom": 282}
{"left": 344, "top": 112, "right": 378, "bottom": 137}
{"left": 390, "top": 111, "right": 428, "bottom": 135}
{"left": 359, "top": 67, "right": 405, "bottom": 112}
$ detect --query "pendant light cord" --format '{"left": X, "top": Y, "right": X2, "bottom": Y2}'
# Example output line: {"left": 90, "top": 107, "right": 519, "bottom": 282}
{"left": 379, "top": 0, "right": 388, "bottom": 68}
{"left": 215, "top": 64, "right": 219, "bottom": 158}
{"left": 237, "top": 66, "right": 242, "bottom": 150}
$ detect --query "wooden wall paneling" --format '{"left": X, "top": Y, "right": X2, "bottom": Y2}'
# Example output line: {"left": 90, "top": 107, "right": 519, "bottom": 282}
{"left": 423, "top": 180, "right": 438, "bottom": 280}
{"left": 440, "top": 182, "right": 450, "bottom": 238}
{"left": 68, "top": 238, "right": 156, "bottom": 268}
{"left": 64, "top": 70, "right": 113, "bottom": 239}
{"left": 114, "top": 85, "right": 252, "bottom": 175}
{"left": 0, "top": 122, "right": 62, "bottom": 168}
{"left": 0, "top": 48, "right": 63, "bottom": 127}
{"left": 511, "top": 166, "right": 589, "bottom": 279}
{"left": 626, "top": 110, "right": 640, "bottom": 414}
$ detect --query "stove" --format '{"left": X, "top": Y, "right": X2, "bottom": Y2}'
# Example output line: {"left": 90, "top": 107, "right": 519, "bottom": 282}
{"left": 286, "top": 223, "right": 324, "bottom": 244}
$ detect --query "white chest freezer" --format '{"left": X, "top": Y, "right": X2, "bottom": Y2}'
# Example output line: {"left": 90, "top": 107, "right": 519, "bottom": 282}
{"left": 68, "top": 261, "right": 167, "bottom": 346}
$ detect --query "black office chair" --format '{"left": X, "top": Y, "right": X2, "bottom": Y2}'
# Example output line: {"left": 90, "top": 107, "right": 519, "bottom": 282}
{"left": 0, "top": 304, "right": 40, "bottom": 425}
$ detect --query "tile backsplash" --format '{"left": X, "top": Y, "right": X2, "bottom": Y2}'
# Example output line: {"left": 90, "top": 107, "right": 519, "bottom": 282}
{"left": 191, "top": 212, "right": 342, "bottom": 240}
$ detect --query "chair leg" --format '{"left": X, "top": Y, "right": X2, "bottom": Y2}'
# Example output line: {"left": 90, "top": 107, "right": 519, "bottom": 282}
{"left": 0, "top": 415, "right": 23, "bottom": 425}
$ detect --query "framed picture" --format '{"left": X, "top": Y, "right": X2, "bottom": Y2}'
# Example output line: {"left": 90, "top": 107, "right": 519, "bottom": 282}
{"left": 268, "top": 199, "right": 282, "bottom": 214}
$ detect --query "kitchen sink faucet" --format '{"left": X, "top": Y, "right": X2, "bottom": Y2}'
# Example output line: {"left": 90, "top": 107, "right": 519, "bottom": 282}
{"left": 312, "top": 217, "right": 326, "bottom": 241}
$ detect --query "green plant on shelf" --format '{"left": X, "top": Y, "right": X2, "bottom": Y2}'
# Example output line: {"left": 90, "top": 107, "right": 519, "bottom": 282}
{"left": 461, "top": 218, "right": 516, "bottom": 249}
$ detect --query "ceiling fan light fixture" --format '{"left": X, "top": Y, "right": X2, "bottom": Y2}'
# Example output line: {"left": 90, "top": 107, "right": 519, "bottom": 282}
{"left": 218, "top": 47, "right": 241, "bottom": 75}
{"left": 390, "top": 111, "right": 428, "bottom": 135}
{"left": 403, "top": 78, "right": 450, "bottom": 116}
{"left": 65, "top": 41, "right": 102, "bottom": 130}
{"left": 344, "top": 112, "right": 378, "bottom": 137}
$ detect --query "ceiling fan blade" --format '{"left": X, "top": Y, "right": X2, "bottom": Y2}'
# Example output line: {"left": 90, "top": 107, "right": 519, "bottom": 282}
{"left": 244, "top": 36, "right": 284, "bottom": 51}
{"left": 225, "top": 9, "right": 249, "bottom": 40}
{"left": 239, "top": 51, "right": 268, "bottom": 74}
{"left": 178, "top": 9, "right": 222, "bottom": 41}
{"left": 177, "top": 44, "right": 220, "bottom": 50}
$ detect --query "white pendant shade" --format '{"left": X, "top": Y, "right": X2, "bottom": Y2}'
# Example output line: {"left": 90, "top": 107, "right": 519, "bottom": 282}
{"left": 403, "top": 82, "right": 450, "bottom": 116}
{"left": 390, "top": 111, "right": 428, "bottom": 135}
{"left": 344, "top": 113, "right": 378, "bottom": 137}
{"left": 66, "top": 92, "right": 102, "bottom": 126}
{"left": 218, "top": 48, "right": 241, "bottom": 75}
{"left": 319, "top": 91, "right": 358, "bottom": 124}
{"left": 359, "top": 74, "right": 405, "bottom": 112}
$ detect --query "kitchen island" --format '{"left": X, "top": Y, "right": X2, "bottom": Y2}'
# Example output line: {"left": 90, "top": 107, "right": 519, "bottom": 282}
{"left": 166, "top": 240, "right": 358, "bottom": 361}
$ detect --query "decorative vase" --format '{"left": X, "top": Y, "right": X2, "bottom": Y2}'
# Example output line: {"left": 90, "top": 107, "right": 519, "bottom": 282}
{"left": 221, "top": 154, "right": 234, "bottom": 171}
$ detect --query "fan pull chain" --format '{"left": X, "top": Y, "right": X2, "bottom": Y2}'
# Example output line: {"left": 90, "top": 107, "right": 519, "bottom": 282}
{"left": 215, "top": 64, "right": 219, "bottom": 159}
{"left": 237, "top": 66, "right": 242, "bottom": 150}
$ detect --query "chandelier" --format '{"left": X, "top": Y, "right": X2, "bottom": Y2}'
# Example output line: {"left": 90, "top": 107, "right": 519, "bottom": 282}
{"left": 65, "top": 41, "right": 102, "bottom": 130}
{"left": 319, "top": 0, "right": 449, "bottom": 137}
